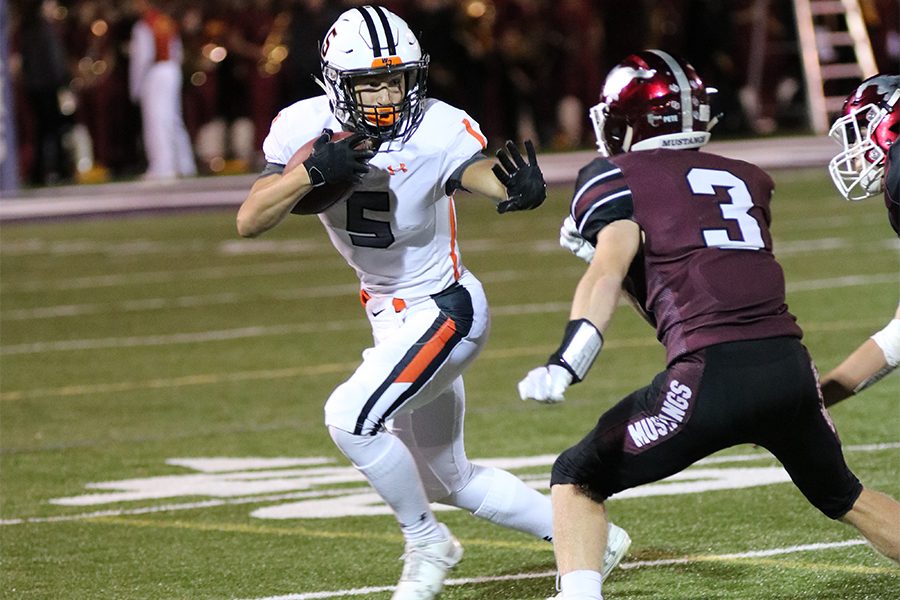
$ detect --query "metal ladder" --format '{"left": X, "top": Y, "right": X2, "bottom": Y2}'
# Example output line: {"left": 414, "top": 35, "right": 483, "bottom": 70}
{"left": 793, "top": 0, "right": 879, "bottom": 133}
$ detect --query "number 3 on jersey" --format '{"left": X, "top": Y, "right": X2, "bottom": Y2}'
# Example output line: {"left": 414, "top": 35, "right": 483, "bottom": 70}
{"left": 687, "top": 168, "right": 765, "bottom": 250}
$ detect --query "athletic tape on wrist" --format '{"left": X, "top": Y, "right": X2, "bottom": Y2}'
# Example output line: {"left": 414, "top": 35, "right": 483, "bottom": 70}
{"left": 870, "top": 318, "right": 900, "bottom": 367}
{"left": 852, "top": 363, "right": 897, "bottom": 394}
{"left": 550, "top": 319, "right": 603, "bottom": 383}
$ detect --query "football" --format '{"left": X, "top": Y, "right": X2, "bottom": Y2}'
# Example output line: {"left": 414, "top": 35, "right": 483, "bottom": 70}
{"left": 285, "top": 131, "right": 370, "bottom": 215}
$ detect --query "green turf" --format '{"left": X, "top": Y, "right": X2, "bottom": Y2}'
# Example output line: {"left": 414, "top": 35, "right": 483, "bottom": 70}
{"left": 1, "top": 167, "right": 898, "bottom": 599}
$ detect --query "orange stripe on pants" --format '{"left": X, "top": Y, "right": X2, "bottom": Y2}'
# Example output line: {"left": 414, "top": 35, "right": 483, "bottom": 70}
{"left": 395, "top": 318, "right": 457, "bottom": 384}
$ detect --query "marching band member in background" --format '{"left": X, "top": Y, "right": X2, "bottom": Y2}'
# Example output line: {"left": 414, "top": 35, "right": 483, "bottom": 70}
{"left": 129, "top": 0, "right": 195, "bottom": 180}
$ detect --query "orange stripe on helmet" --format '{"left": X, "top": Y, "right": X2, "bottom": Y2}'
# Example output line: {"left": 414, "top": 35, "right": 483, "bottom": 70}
{"left": 395, "top": 318, "right": 457, "bottom": 383}
{"left": 371, "top": 56, "right": 402, "bottom": 68}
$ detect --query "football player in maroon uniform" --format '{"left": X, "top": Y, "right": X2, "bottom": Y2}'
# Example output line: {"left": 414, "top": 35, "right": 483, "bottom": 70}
{"left": 820, "top": 74, "right": 899, "bottom": 407}
{"left": 518, "top": 51, "right": 900, "bottom": 599}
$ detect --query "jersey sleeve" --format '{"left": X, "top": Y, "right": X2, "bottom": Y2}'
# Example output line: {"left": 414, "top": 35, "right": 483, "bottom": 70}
{"left": 261, "top": 111, "right": 293, "bottom": 166}
{"left": 569, "top": 157, "right": 635, "bottom": 245}
{"left": 438, "top": 111, "right": 489, "bottom": 193}
{"left": 260, "top": 98, "right": 332, "bottom": 167}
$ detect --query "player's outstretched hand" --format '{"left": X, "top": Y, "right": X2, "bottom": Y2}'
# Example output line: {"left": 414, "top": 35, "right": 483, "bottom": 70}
{"left": 517, "top": 364, "right": 573, "bottom": 404}
{"left": 303, "top": 129, "right": 375, "bottom": 187}
{"left": 560, "top": 216, "right": 595, "bottom": 263}
{"left": 493, "top": 140, "right": 547, "bottom": 213}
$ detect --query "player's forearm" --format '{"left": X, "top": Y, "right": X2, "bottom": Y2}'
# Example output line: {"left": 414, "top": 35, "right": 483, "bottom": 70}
{"left": 459, "top": 158, "right": 507, "bottom": 200}
{"left": 570, "top": 268, "right": 623, "bottom": 336}
{"left": 569, "top": 220, "right": 640, "bottom": 333}
{"left": 237, "top": 169, "right": 314, "bottom": 237}
{"left": 821, "top": 338, "right": 891, "bottom": 406}
{"left": 821, "top": 312, "right": 900, "bottom": 407}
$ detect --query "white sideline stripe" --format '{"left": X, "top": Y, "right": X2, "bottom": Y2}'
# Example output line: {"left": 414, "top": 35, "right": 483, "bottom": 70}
{"left": 2, "top": 272, "right": 896, "bottom": 355}
{"left": 2, "top": 443, "right": 895, "bottom": 527}
{"left": 238, "top": 540, "right": 868, "bottom": 600}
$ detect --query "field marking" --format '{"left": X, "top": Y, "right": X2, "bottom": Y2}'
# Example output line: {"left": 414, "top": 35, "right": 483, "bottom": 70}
{"left": 2, "top": 443, "right": 896, "bottom": 526}
{"left": 235, "top": 539, "right": 893, "bottom": 600}
{"left": 1, "top": 260, "right": 338, "bottom": 293}
{"left": 79, "top": 516, "right": 549, "bottom": 553}
{"left": 5, "top": 318, "right": 896, "bottom": 401}
{"left": 1, "top": 228, "right": 893, "bottom": 262}
{"left": 0, "top": 301, "right": 582, "bottom": 357}
{"left": 0, "top": 268, "right": 549, "bottom": 322}
{"left": 2, "top": 268, "right": 897, "bottom": 355}
{"left": 2, "top": 257, "right": 896, "bottom": 322}
{"left": 709, "top": 555, "right": 894, "bottom": 575}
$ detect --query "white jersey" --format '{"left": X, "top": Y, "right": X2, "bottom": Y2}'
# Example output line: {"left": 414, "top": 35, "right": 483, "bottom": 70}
{"left": 263, "top": 96, "right": 488, "bottom": 299}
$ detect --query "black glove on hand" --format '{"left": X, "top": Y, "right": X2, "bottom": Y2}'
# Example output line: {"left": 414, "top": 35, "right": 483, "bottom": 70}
{"left": 303, "top": 129, "right": 375, "bottom": 187}
{"left": 492, "top": 140, "right": 547, "bottom": 214}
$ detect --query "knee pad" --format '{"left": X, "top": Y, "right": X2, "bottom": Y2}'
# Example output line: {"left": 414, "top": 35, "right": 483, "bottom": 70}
{"left": 324, "top": 380, "right": 369, "bottom": 433}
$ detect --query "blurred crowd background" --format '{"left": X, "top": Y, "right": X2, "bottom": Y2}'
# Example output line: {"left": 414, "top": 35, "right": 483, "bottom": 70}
{"left": 4, "top": 0, "right": 899, "bottom": 188}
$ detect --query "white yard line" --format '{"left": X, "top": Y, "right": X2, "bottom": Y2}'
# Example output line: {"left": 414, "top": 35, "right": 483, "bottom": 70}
{"left": 238, "top": 540, "right": 870, "bottom": 600}
{"left": 2, "top": 260, "right": 327, "bottom": 293}
{"left": 1, "top": 273, "right": 896, "bottom": 355}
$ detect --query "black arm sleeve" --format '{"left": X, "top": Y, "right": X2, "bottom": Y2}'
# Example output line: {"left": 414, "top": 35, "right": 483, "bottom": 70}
{"left": 258, "top": 162, "right": 285, "bottom": 180}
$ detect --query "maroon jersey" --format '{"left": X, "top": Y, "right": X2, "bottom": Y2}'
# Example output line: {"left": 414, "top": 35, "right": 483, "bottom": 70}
{"left": 884, "top": 142, "right": 899, "bottom": 236}
{"left": 570, "top": 148, "right": 802, "bottom": 364}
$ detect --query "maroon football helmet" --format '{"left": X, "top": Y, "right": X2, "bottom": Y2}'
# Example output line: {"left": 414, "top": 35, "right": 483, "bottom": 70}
{"left": 828, "top": 74, "right": 900, "bottom": 201}
{"left": 590, "top": 50, "right": 717, "bottom": 156}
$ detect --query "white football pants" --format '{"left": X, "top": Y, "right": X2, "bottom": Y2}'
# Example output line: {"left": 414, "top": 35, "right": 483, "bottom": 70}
{"left": 324, "top": 271, "right": 553, "bottom": 541}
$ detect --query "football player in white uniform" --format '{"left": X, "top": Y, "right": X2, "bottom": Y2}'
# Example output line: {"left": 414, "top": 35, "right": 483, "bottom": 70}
{"left": 237, "top": 6, "right": 628, "bottom": 599}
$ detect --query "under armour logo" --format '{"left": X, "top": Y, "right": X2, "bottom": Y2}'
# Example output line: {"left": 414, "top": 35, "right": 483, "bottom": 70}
{"left": 386, "top": 163, "right": 408, "bottom": 175}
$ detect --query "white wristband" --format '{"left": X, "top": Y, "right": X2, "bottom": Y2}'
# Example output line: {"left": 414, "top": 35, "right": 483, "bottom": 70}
{"left": 551, "top": 319, "right": 603, "bottom": 382}
{"left": 871, "top": 318, "right": 900, "bottom": 367}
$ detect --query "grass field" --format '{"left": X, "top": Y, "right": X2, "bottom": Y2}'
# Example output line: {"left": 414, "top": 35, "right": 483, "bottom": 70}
{"left": 1, "top": 167, "right": 898, "bottom": 599}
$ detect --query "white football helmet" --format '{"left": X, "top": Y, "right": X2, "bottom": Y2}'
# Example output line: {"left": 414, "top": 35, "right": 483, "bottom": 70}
{"left": 318, "top": 6, "right": 429, "bottom": 142}
{"left": 828, "top": 74, "right": 900, "bottom": 201}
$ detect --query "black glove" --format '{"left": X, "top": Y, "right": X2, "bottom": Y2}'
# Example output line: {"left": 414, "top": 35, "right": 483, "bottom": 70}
{"left": 492, "top": 140, "right": 547, "bottom": 213}
{"left": 303, "top": 129, "right": 375, "bottom": 187}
